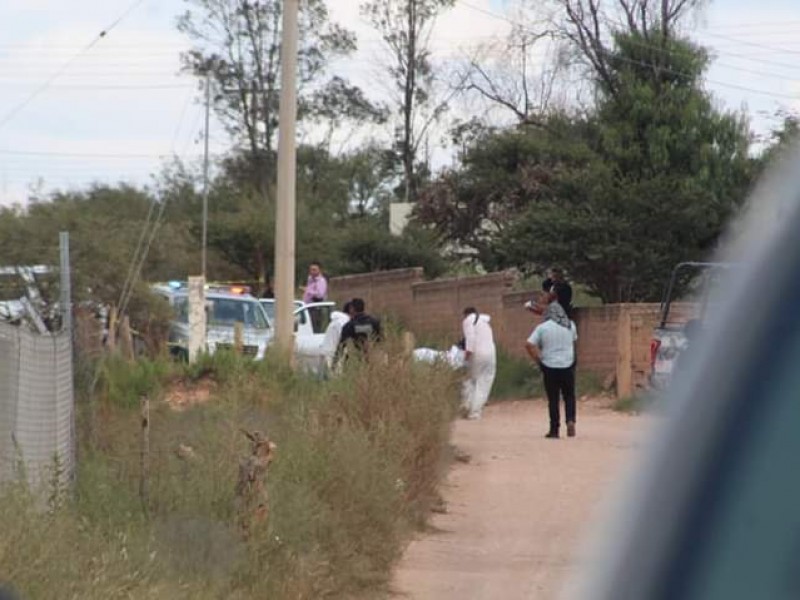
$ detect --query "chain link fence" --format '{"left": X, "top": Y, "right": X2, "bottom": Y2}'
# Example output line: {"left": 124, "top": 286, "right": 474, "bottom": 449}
{"left": 0, "top": 321, "right": 74, "bottom": 493}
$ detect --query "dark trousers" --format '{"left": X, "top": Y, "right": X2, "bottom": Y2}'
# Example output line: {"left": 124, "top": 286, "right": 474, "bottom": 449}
{"left": 541, "top": 365, "right": 576, "bottom": 431}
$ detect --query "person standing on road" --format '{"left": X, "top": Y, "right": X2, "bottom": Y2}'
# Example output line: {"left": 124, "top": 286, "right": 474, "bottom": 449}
{"left": 461, "top": 307, "right": 497, "bottom": 420}
{"left": 525, "top": 297, "right": 578, "bottom": 438}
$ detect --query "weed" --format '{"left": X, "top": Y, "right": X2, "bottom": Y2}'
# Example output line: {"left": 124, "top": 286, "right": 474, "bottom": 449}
{"left": 2, "top": 337, "right": 459, "bottom": 599}
{"left": 492, "top": 350, "right": 543, "bottom": 400}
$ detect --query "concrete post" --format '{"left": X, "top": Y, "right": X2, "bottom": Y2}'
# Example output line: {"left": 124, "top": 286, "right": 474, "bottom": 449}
{"left": 188, "top": 276, "right": 206, "bottom": 363}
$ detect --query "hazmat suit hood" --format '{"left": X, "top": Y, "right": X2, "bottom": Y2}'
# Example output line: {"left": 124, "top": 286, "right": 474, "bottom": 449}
{"left": 330, "top": 311, "right": 350, "bottom": 325}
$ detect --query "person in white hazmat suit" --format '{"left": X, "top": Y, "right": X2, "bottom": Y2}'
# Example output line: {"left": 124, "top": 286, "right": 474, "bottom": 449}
{"left": 321, "top": 303, "right": 353, "bottom": 374}
{"left": 461, "top": 307, "right": 497, "bottom": 419}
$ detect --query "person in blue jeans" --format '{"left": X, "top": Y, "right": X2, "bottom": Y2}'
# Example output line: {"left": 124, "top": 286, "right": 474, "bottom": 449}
{"left": 525, "top": 298, "right": 578, "bottom": 439}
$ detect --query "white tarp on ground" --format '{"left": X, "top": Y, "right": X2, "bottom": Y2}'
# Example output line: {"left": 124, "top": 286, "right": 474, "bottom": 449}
{"left": 0, "top": 322, "right": 74, "bottom": 493}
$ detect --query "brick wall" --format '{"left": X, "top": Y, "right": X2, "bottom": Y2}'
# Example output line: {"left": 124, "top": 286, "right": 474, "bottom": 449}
{"left": 410, "top": 272, "right": 514, "bottom": 341}
{"left": 328, "top": 267, "right": 424, "bottom": 326}
{"left": 328, "top": 267, "right": 694, "bottom": 394}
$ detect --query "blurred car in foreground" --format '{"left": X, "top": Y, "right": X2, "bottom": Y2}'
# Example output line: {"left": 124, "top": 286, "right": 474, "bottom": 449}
{"left": 572, "top": 146, "right": 800, "bottom": 600}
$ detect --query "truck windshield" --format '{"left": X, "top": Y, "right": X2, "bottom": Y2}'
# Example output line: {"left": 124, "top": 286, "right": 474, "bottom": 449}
{"left": 173, "top": 297, "right": 269, "bottom": 330}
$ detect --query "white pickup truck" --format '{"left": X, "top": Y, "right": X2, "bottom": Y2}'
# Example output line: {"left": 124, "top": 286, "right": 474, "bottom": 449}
{"left": 650, "top": 262, "right": 731, "bottom": 389}
{"left": 259, "top": 299, "right": 336, "bottom": 371}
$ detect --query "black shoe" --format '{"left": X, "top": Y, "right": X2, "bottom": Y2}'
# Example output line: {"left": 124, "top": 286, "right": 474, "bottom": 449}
{"left": 567, "top": 422, "right": 576, "bottom": 438}
{"left": 545, "top": 431, "right": 559, "bottom": 439}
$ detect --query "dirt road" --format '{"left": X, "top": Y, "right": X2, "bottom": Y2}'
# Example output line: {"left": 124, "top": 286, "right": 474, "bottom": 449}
{"left": 392, "top": 398, "right": 649, "bottom": 600}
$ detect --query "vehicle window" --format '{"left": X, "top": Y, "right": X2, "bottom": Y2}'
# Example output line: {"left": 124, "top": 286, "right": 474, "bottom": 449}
{"left": 173, "top": 297, "right": 189, "bottom": 323}
{"left": 208, "top": 299, "right": 268, "bottom": 329}
{"left": 679, "top": 332, "right": 800, "bottom": 599}
{"left": 260, "top": 301, "right": 275, "bottom": 322}
{"left": 307, "top": 305, "right": 332, "bottom": 334}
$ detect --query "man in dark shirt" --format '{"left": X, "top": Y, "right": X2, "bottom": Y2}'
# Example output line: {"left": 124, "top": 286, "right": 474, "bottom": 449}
{"left": 338, "top": 297, "right": 382, "bottom": 359}
{"left": 542, "top": 267, "right": 573, "bottom": 318}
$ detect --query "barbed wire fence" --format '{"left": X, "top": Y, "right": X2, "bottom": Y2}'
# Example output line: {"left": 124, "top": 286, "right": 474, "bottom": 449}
{"left": 0, "top": 232, "right": 74, "bottom": 500}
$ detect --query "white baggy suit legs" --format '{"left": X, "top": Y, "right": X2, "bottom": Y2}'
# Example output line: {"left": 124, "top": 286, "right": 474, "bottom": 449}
{"left": 462, "top": 314, "right": 497, "bottom": 418}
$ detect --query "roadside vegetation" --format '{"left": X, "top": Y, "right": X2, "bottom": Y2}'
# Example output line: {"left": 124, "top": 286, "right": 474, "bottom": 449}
{"left": 0, "top": 341, "right": 459, "bottom": 599}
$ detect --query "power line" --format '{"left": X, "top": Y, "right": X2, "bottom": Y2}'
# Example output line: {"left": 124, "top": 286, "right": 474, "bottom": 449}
{"left": 0, "top": 149, "right": 207, "bottom": 159}
{"left": 704, "top": 31, "right": 800, "bottom": 57}
{"left": 455, "top": 0, "right": 800, "bottom": 102}
{"left": 0, "top": 0, "right": 148, "bottom": 131}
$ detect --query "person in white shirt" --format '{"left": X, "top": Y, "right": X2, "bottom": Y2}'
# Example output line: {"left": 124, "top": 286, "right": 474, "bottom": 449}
{"left": 461, "top": 307, "right": 497, "bottom": 420}
{"left": 525, "top": 297, "right": 578, "bottom": 438}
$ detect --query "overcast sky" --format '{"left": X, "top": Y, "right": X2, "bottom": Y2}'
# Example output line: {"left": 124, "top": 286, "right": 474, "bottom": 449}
{"left": 0, "top": 0, "right": 799, "bottom": 207}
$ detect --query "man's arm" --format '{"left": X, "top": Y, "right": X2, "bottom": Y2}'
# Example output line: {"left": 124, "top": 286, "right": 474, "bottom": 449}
{"left": 463, "top": 318, "right": 476, "bottom": 360}
{"left": 525, "top": 341, "right": 541, "bottom": 364}
{"left": 526, "top": 326, "right": 542, "bottom": 364}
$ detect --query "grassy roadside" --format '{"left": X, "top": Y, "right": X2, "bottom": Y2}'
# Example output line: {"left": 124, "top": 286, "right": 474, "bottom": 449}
{"left": 0, "top": 340, "right": 460, "bottom": 599}
{"left": 491, "top": 351, "right": 605, "bottom": 401}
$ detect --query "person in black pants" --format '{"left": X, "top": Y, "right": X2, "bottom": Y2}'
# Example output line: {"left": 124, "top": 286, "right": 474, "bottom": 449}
{"left": 525, "top": 296, "right": 578, "bottom": 438}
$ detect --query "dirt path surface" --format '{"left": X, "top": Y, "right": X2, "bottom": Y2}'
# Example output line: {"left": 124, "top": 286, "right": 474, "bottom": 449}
{"left": 392, "top": 399, "right": 649, "bottom": 600}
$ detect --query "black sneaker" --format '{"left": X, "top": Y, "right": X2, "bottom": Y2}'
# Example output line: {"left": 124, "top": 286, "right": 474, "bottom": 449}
{"left": 545, "top": 431, "right": 559, "bottom": 439}
{"left": 567, "top": 422, "right": 576, "bottom": 438}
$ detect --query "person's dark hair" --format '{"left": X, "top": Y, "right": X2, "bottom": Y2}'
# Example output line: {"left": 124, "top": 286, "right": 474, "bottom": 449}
{"left": 351, "top": 298, "right": 366, "bottom": 313}
{"left": 463, "top": 306, "right": 477, "bottom": 317}
{"left": 310, "top": 260, "right": 322, "bottom": 268}
{"left": 342, "top": 301, "right": 353, "bottom": 315}
{"left": 550, "top": 267, "right": 564, "bottom": 277}
{"left": 542, "top": 279, "right": 554, "bottom": 292}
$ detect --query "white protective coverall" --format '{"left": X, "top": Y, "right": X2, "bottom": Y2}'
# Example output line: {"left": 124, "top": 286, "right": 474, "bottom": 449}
{"left": 462, "top": 313, "right": 497, "bottom": 419}
{"left": 321, "top": 311, "right": 351, "bottom": 372}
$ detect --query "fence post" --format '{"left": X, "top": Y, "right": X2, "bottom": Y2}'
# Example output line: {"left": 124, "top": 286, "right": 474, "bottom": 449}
{"left": 139, "top": 395, "right": 150, "bottom": 517}
{"left": 107, "top": 306, "right": 118, "bottom": 352}
{"left": 616, "top": 306, "right": 633, "bottom": 398}
{"left": 119, "top": 316, "right": 134, "bottom": 361}
{"left": 59, "top": 232, "right": 72, "bottom": 337}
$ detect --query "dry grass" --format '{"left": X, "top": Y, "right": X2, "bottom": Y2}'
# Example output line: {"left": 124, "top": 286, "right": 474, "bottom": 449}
{"left": 0, "top": 340, "right": 460, "bottom": 599}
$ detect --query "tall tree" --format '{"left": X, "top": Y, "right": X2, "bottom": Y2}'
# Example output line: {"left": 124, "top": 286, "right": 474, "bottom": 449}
{"left": 177, "top": 0, "right": 367, "bottom": 197}
{"left": 455, "top": 2, "right": 570, "bottom": 126}
{"left": 361, "top": 0, "right": 455, "bottom": 203}
{"left": 500, "top": 34, "right": 754, "bottom": 301}
{"left": 417, "top": 33, "right": 755, "bottom": 302}
{"left": 556, "top": 0, "right": 704, "bottom": 100}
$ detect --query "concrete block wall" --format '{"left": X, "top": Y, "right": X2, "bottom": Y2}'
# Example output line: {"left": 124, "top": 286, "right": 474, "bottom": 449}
{"left": 328, "top": 267, "right": 696, "bottom": 391}
{"left": 328, "top": 267, "right": 424, "bottom": 326}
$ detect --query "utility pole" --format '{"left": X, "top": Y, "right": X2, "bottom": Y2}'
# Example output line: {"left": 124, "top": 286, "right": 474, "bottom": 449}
{"left": 201, "top": 70, "right": 211, "bottom": 278}
{"left": 273, "top": 0, "right": 299, "bottom": 352}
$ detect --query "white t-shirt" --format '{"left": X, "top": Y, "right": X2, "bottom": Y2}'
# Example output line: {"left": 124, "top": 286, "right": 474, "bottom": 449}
{"left": 528, "top": 320, "right": 578, "bottom": 369}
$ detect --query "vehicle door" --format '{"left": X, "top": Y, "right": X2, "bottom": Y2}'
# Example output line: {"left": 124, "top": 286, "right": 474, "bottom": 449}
{"left": 293, "top": 302, "right": 335, "bottom": 356}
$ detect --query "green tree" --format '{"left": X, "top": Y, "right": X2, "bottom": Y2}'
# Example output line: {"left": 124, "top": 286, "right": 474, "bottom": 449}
{"left": 361, "top": 0, "right": 455, "bottom": 203}
{"left": 418, "top": 33, "right": 755, "bottom": 302}
{"left": 501, "top": 34, "right": 754, "bottom": 302}
{"left": 178, "top": 0, "right": 378, "bottom": 197}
